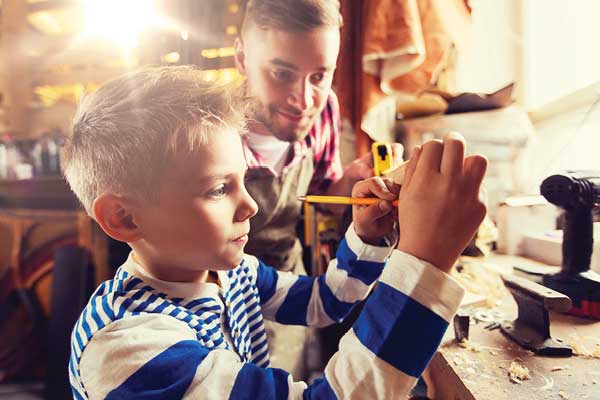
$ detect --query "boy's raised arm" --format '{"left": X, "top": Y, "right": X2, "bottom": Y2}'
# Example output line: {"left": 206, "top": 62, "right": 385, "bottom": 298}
{"left": 254, "top": 176, "right": 400, "bottom": 328}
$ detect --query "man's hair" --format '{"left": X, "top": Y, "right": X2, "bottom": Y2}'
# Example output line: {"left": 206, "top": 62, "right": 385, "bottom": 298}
{"left": 241, "top": 0, "right": 342, "bottom": 35}
{"left": 61, "top": 66, "right": 246, "bottom": 215}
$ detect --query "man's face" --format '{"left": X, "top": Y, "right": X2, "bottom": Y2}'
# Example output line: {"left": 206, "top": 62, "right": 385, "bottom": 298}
{"left": 132, "top": 128, "right": 258, "bottom": 280}
{"left": 236, "top": 26, "right": 340, "bottom": 142}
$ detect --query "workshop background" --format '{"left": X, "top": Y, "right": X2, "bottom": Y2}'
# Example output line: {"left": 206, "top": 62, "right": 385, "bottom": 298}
{"left": 0, "top": 1, "right": 599, "bottom": 399}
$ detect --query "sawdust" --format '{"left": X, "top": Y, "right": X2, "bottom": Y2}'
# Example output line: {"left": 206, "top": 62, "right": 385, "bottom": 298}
{"left": 452, "top": 258, "right": 506, "bottom": 308}
{"left": 593, "top": 344, "right": 600, "bottom": 358}
{"left": 458, "top": 339, "right": 482, "bottom": 353}
{"left": 508, "top": 360, "right": 531, "bottom": 384}
{"left": 559, "top": 390, "right": 569, "bottom": 399}
{"left": 566, "top": 334, "right": 600, "bottom": 358}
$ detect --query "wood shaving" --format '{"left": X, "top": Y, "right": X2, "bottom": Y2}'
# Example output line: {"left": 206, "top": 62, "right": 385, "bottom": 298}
{"left": 452, "top": 355, "right": 465, "bottom": 366}
{"left": 559, "top": 391, "right": 569, "bottom": 399}
{"left": 551, "top": 366, "right": 568, "bottom": 372}
{"left": 508, "top": 360, "right": 531, "bottom": 384}
{"left": 451, "top": 259, "right": 506, "bottom": 308}
{"left": 566, "top": 334, "right": 600, "bottom": 358}
{"left": 458, "top": 339, "right": 482, "bottom": 352}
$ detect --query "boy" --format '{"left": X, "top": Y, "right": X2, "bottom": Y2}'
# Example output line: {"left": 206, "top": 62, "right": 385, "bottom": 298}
{"left": 63, "top": 66, "right": 487, "bottom": 399}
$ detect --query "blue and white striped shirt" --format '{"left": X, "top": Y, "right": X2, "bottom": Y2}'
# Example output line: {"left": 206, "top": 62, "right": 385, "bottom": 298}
{"left": 69, "top": 225, "right": 464, "bottom": 399}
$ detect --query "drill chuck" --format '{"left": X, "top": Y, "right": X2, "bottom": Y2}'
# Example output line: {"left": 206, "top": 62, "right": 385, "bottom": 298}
{"left": 540, "top": 173, "right": 600, "bottom": 209}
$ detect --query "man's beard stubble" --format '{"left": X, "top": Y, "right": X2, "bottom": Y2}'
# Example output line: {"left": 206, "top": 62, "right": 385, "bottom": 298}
{"left": 244, "top": 90, "right": 314, "bottom": 143}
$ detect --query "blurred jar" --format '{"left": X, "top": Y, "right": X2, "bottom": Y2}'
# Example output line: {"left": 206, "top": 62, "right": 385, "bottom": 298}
{"left": 0, "top": 134, "right": 19, "bottom": 180}
{"left": 32, "top": 132, "right": 59, "bottom": 176}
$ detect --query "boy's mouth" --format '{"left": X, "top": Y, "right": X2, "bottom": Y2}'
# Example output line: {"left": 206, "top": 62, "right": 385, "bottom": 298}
{"left": 232, "top": 233, "right": 249, "bottom": 245}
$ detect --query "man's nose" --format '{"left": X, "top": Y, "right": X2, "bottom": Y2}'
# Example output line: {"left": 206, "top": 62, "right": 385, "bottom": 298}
{"left": 287, "top": 78, "right": 314, "bottom": 111}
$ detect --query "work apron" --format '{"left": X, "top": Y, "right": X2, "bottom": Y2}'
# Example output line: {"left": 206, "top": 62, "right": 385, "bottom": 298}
{"left": 244, "top": 145, "right": 314, "bottom": 379}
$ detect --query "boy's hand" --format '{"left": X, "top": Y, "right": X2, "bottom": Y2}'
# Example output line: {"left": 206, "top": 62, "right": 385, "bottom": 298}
{"left": 352, "top": 177, "right": 400, "bottom": 246}
{"left": 396, "top": 132, "right": 488, "bottom": 273}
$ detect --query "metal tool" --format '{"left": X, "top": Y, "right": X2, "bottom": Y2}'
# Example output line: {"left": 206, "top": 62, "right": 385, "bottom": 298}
{"left": 540, "top": 172, "right": 600, "bottom": 319}
{"left": 500, "top": 273, "right": 573, "bottom": 356}
{"left": 453, "top": 310, "right": 470, "bottom": 342}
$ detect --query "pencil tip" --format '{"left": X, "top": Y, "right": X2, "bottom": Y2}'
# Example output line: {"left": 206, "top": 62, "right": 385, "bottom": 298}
{"left": 297, "top": 196, "right": 306, "bottom": 201}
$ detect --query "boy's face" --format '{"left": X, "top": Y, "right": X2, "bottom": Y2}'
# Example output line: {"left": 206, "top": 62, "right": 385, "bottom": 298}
{"left": 237, "top": 26, "right": 340, "bottom": 142}
{"left": 133, "top": 128, "right": 258, "bottom": 279}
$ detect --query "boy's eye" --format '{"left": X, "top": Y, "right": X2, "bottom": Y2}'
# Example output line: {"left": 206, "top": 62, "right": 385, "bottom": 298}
{"left": 208, "top": 184, "right": 226, "bottom": 198}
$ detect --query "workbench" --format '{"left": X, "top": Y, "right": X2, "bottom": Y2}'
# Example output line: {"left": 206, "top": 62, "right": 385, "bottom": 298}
{"left": 424, "top": 254, "right": 600, "bottom": 400}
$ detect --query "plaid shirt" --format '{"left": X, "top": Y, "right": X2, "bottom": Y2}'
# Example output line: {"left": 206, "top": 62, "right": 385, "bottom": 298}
{"left": 242, "top": 92, "right": 343, "bottom": 195}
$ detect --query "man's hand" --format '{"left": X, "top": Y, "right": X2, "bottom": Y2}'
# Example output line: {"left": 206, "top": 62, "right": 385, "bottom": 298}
{"left": 327, "top": 143, "right": 404, "bottom": 216}
{"left": 396, "top": 132, "right": 488, "bottom": 273}
{"left": 352, "top": 177, "right": 400, "bottom": 246}
{"left": 343, "top": 152, "right": 373, "bottom": 182}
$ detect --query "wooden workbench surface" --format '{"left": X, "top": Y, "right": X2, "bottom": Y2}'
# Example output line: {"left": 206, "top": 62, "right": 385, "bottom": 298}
{"left": 425, "top": 255, "right": 600, "bottom": 400}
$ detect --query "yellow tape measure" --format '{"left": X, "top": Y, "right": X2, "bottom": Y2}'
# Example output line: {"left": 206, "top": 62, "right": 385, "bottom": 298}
{"left": 371, "top": 142, "right": 393, "bottom": 176}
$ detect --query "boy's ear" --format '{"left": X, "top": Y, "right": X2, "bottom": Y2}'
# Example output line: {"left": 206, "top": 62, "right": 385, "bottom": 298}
{"left": 92, "top": 193, "right": 142, "bottom": 243}
{"left": 234, "top": 37, "right": 247, "bottom": 75}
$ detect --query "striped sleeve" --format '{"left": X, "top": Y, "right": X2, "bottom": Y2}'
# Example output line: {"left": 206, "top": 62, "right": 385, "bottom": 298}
{"left": 77, "top": 250, "right": 464, "bottom": 400}
{"left": 254, "top": 223, "right": 394, "bottom": 327}
{"left": 320, "top": 250, "right": 465, "bottom": 398}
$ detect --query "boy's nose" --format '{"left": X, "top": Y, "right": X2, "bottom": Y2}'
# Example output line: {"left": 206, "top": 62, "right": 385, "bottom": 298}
{"left": 236, "top": 189, "right": 258, "bottom": 221}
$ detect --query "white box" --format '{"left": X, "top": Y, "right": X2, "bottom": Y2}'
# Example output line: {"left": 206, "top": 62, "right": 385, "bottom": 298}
{"left": 520, "top": 231, "right": 562, "bottom": 265}
{"left": 519, "top": 223, "right": 600, "bottom": 274}
{"left": 496, "top": 195, "right": 558, "bottom": 255}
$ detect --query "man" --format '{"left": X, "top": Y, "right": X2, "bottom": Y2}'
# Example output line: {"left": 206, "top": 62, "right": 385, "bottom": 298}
{"left": 233, "top": 0, "right": 374, "bottom": 378}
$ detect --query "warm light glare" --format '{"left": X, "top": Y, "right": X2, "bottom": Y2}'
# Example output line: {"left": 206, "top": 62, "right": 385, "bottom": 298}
{"left": 201, "top": 47, "right": 235, "bottom": 59}
{"left": 226, "top": 25, "right": 238, "bottom": 35}
{"left": 200, "top": 68, "right": 242, "bottom": 84}
{"left": 83, "top": 0, "right": 162, "bottom": 49}
{"left": 162, "top": 52, "right": 181, "bottom": 64}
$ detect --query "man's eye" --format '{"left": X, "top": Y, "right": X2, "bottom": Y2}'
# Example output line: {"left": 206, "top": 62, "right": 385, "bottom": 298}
{"left": 272, "top": 70, "right": 294, "bottom": 82}
{"left": 208, "top": 185, "right": 226, "bottom": 197}
{"left": 311, "top": 73, "right": 324, "bottom": 83}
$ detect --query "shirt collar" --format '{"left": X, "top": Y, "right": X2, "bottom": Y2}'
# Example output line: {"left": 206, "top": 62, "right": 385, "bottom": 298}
{"left": 122, "top": 252, "right": 231, "bottom": 300}
{"left": 242, "top": 130, "right": 308, "bottom": 176}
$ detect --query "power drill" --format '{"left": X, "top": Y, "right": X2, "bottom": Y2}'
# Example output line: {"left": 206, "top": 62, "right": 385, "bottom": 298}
{"left": 540, "top": 172, "right": 600, "bottom": 319}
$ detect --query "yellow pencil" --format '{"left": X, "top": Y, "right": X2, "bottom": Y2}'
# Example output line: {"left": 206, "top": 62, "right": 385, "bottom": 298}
{"left": 298, "top": 195, "right": 399, "bottom": 207}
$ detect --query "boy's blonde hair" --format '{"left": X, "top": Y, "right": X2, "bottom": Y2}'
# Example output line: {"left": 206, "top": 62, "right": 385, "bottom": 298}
{"left": 61, "top": 66, "right": 246, "bottom": 215}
